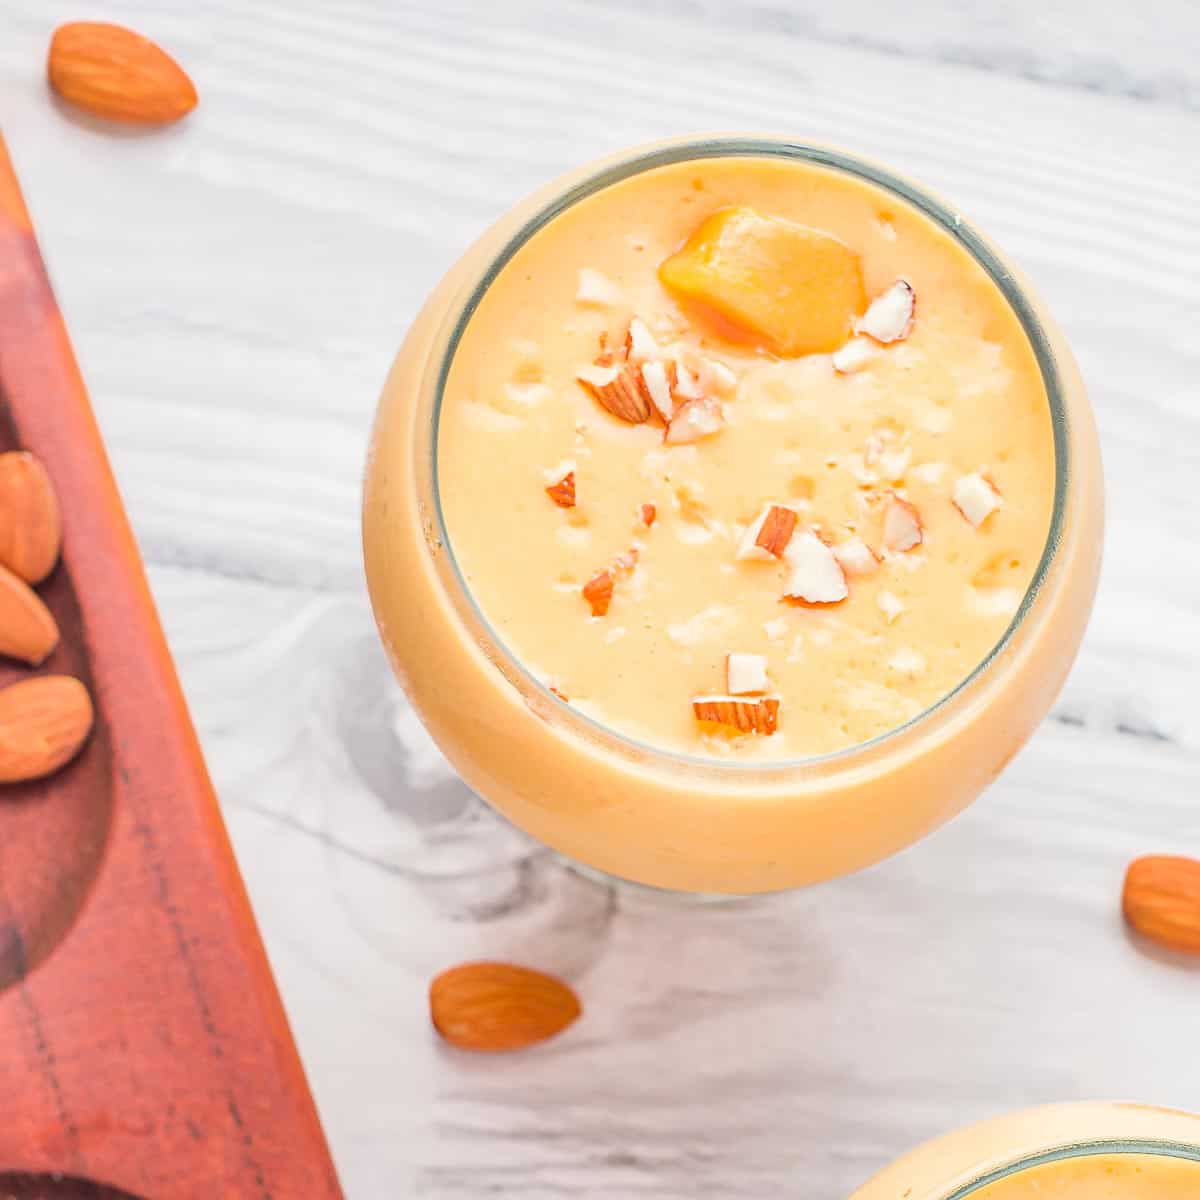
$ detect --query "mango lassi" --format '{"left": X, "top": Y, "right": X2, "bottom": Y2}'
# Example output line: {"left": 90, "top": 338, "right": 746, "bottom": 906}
{"left": 437, "top": 155, "right": 1055, "bottom": 760}
{"left": 364, "top": 138, "right": 1101, "bottom": 892}
{"left": 851, "top": 1105, "right": 1200, "bottom": 1200}
{"left": 969, "top": 1154, "right": 1200, "bottom": 1199}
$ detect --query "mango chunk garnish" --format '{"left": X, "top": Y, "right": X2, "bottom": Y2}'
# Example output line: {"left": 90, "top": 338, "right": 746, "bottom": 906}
{"left": 659, "top": 207, "right": 866, "bottom": 356}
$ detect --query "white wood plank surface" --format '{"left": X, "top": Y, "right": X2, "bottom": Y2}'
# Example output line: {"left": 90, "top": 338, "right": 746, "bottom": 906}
{"left": 2, "top": 1, "right": 1199, "bottom": 1195}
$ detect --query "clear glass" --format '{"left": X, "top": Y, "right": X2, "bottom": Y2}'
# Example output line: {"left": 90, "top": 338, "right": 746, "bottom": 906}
{"left": 849, "top": 1103, "right": 1200, "bottom": 1200}
{"left": 363, "top": 135, "right": 1105, "bottom": 894}
{"left": 947, "top": 1143, "right": 1200, "bottom": 1198}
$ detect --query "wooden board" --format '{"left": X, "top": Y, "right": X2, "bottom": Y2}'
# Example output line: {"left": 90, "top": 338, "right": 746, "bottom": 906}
{"left": 0, "top": 134, "right": 343, "bottom": 1199}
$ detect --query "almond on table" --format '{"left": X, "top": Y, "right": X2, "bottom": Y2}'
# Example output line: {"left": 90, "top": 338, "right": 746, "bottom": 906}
{"left": 1122, "top": 855, "right": 1200, "bottom": 955}
{"left": 435, "top": 150, "right": 1056, "bottom": 759}
{"left": 48, "top": 21, "right": 197, "bottom": 124}
{"left": 429, "top": 962, "right": 581, "bottom": 1052}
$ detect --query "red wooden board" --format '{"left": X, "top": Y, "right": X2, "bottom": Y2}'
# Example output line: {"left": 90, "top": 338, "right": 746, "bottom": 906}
{"left": 0, "top": 134, "right": 343, "bottom": 1198}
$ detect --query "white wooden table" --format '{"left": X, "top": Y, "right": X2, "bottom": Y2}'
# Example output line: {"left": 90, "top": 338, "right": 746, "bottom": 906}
{"left": 3, "top": 2, "right": 1199, "bottom": 1195}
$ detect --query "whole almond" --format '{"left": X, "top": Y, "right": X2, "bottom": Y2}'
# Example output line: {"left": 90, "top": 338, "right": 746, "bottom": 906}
{"left": 0, "top": 564, "right": 59, "bottom": 666}
{"left": 48, "top": 22, "right": 198, "bottom": 124}
{"left": 0, "top": 452, "right": 62, "bottom": 583}
{"left": 0, "top": 675, "right": 93, "bottom": 784}
{"left": 1122, "top": 855, "right": 1200, "bottom": 955}
{"left": 429, "top": 962, "right": 581, "bottom": 1052}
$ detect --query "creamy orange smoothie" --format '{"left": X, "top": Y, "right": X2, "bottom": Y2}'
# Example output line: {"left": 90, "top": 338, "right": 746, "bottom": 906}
{"left": 437, "top": 155, "right": 1055, "bottom": 759}
{"left": 851, "top": 1105, "right": 1200, "bottom": 1200}
{"left": 365, "top": 138, "right": 1102, "bottom": 892}
{"left": 970, "top": 1154, "right": 1200, "bottom": 1198}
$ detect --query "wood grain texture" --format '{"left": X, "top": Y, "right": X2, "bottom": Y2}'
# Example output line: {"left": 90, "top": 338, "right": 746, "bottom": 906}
{"left": 1, "top": 0, "right": 1199, "bottom": 1196}
{"left": 0, "top": 135, "right": 341, "bottom": 1198}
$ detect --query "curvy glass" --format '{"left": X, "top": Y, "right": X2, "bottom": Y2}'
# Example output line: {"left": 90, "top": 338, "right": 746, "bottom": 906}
{"left": 363, "top": 136, "right": 1104, "bottom": 893}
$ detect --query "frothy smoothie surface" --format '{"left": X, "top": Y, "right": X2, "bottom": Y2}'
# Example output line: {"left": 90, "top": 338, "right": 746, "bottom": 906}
{"left": 967, "top": 1154, "right": 1200, "bottom": 1198}
{"left": 437, "top": 154, "right": 1056, "bottom": 760}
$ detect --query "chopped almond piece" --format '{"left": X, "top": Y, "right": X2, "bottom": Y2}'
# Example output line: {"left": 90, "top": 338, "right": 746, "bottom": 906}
{"left": 640, "top": 360, "right": 674, "bottom": 422}
{"left": 640, "top": 503, "right": 657, "bottom": 527}
{"left": 582, "top": 570, "right": 614, "bottom": 616}
{"left": 832, "top": 336, "right": 878, "bottom": 374}
{"left": 877, "top": 590, "right": 905, "bottom": 623}
{"left": 726, "top": 652, "right": 769, "bottom": 696}
{"left": 665, "top": 397, "right": 724, "bottom": 445}
{"left": 673, "top": 346, "right": 738, "bottom": 397}
{"left": 544, "top": 470, "right": 576, "bottom": 509}
{"left": 576, "top": 268, "right": 623, "bottom": 307}
{"left": 882, "top": 496, "right": 923, "bottom": 552}
{"left": 737, "top": 503, "right": 793, "bottom": 562}
{"left": 857, "top": 279, "right": 915, "bottom": 343}
{"left": 670, "top": 357, "right": 704, "bottom": 401}
{"left": 702, "top": 358, "right": 738, "bottom": 396}
{"left": 833, "top": 536, "right": 880, "bottom": 576}
{"left": 659, "top": 207, "right": 865, "bottom": 356}
{"left": 692, "top": 695, "right": 780, "bottom": 735}
{"left": 625, "top": 317, "right": 659, "bottom": 363}
{"left": 612, "top": 547, "right": 639, "bottom": 574}
{"left": 577, "top": 362, "right": 653, "bottom": 424}
{"left": 756, "top": 506, "right": 797, "bottom": 558}
{"left": 953, "top": 472, "right": 1002, "bottom": 527}
{"left": 784, "top": 531, "right": 848, "bottom": 604}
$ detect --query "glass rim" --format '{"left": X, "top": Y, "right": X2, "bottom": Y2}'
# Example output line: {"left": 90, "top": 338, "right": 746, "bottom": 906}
{"left": 945, "top": 1136, "right": 1200, "bottom": 1197}
{"left": 424, "top": 135, "right": 1072, "bottom": 776}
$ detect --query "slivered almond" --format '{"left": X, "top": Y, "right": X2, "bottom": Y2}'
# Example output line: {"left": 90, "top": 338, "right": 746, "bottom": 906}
{"left": 857, "top": 279, "right": 915, "bottom": 343}
{"left": 726, "top": 653, "right": 768, "bottom": 696}
{"left": 576, "top": 362, "right": 652, "bottom": 424}
{"left": 692, "top": 694, "right": 780, "bottom": 735}
{"left": 833, "top": 537, "right": 880, "bottom": 576}
{"left": 0, "top": 675, "right": 93, "bottom": 783}
{"left": 882, "top": 496, "right": 923, "bottom": 552}
{"left": 953, "top": 472, "right": 1002, "bottom": 527}
{"left": 544, "top": 470, "right": 575, "bottom": 509}
{"left": 783, "top": 531, "right": 848, "bottom": 604}
{"left": 665, "top": 397, "right": 724, "bottom": 444}
{"left": 0, "top": 564, "right": 59, "bottom": 665}
{"left": 430, "top": 962, "right": 582, "bottom": 1052}
{"left": 0, "top": 452, "right": 62, "bottom": 584}
{"left": 582, "top": 570, "right": 614, "bottom": 617}
{"left": 640, "top": 503, "right": 656, "bottom": 527}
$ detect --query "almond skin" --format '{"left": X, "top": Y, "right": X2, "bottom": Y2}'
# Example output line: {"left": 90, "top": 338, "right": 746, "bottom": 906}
{"left": 1123, "top": 855, "right": 1200, "bottom": 954}
{"left": 429, "top": 962, "right": 581, "bottom": 1052}
{"left": 48, "top": 22, "right": 198, "bottom": 124}
{"left": 545, "top": 470, "right": 576, "bottom": 509}
{"left": 0, "top": 564, "right": 59, "bottom": 666}
{"left": 0, "top": 675, "right": 94, "bottom": 784}
{"left": 582, "top": 570, "right": 614, "bottom": 617}
{"left": 0, "top": 452, "right": 62, "bottom": 583}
